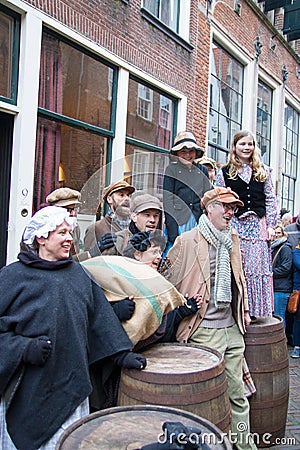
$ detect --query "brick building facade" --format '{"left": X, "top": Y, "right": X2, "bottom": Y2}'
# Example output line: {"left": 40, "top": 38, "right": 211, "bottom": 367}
{"left": 0, "top": 0, "right": 299, "bottom": 265}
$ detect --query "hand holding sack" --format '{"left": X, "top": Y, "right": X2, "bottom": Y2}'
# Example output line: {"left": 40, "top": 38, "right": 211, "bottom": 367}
{"left": 112, "top": 297, "right": 135, "bottom": 321}
{"left": 177, "top": 297, "right": 200, "bottom": 319}
{"left": 97, "top": 232, "right": 117, "bottom": 253}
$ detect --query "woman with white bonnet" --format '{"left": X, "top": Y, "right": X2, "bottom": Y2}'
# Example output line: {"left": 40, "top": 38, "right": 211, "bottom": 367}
{"left": 0, "top": 206, "right": 146, "bottom": 450}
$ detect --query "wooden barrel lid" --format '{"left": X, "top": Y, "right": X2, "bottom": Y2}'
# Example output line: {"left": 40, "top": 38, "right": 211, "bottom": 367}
{"left": 245, "top": 315, "right": 285, "bottom": 345}
{"left": 125, "top": 343, "right": 224, "bottom": 384}
{"left": 57, "top": 405, "right": 232, "bottom": 449}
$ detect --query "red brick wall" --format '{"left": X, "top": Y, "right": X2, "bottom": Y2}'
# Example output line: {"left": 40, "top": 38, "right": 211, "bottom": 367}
{"left": 212, "top": 0, "right": 299, "bottom": 93}
{"left": 23, "top": 0, "right": 200, "bottom": 133}
{"left": 22, "top": 0, "right": 299, "bottom": 149}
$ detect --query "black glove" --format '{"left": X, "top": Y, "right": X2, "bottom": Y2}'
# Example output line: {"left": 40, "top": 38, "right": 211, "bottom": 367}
{"left": 23, "top": 337, "right": 52, "bottom": 366}
{"left": 112, "top": 351, "right": 147, "bottom": 370}
{"left": 97, "top": 232, "right": 117, "bottom": 253}
{"left": 177, "top": 297, "right": 199, "bottom": 320}
{"left": 112, "top": 297, "right": 135, "bottom": 321}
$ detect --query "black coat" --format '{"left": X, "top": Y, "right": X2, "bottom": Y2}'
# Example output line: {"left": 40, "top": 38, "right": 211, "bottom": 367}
{"left": 286, "top": 219, "right": 300, "bottom": 250}
{"left": 0, "top": 253, "right": 132, "bottom": 450}
{"left": 163, "top": 157, "right": 211, "bottom": 243}
{"left": 271, "top": 239, "right": 293, "bottom": 292}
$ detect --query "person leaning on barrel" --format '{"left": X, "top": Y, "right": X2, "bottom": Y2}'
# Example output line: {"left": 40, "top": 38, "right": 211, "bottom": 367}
{"left": 123, "top": 230, "right": 203, "bottom": 345}
{"left": 160, "top": 187, "right": 257, "bottom": 450}
{"left": 0, "top": 206, "right": 146, "bottom": 450}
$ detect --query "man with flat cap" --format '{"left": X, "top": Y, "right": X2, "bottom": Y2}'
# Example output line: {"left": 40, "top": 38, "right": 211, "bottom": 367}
{"left": 84, "top": 180, "right": 135, "bottom": 252}
{"left": 46, "top": 187, "right": 82, "bottom": 255}
{"left": 90, "top": 193, "right": 163, "bottom": 258}
{"left": 161, "top": 187, "right": 257, "bottom": 450}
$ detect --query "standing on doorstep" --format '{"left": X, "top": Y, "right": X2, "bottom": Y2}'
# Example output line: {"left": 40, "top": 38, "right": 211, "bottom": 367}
{"left": 163, "top": 131, "right": 212, "bottom": 249}
{"left": 161, "top": 187, "right": 257, "bottom": 450}
{"left": 0, "top": 206, "right": 146, "bottom": 450}
{"left": 216, "top": 130, "right": 277, "bottom": 318}
{"left": 84, "top": 180, "right": 135, "bottom": 252}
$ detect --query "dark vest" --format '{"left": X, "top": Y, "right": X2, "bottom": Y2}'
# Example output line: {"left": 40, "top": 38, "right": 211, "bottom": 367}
{"left": 222, "top": 167, "right": 266, "bottom": 218}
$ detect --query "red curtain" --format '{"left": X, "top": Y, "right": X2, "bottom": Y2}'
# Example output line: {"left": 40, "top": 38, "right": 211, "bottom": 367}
{"left": 33, "top": 32, "right": 62, "bottom": 212}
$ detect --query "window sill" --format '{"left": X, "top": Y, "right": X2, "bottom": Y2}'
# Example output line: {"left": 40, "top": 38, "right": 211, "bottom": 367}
{"left": 141, "top": 7, "right": 194, "bottom": 53}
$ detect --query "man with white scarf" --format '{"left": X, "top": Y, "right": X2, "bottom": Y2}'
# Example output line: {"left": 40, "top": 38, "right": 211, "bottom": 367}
{"left": 161, "top": 187, "right": 257, "bottom": 450}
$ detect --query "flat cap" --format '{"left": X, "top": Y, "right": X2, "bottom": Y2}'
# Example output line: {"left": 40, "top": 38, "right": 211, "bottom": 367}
{"left": 46, "top": 187, "right": 81, "bottom": 207}
{"left": 102, "top": 180, "right": 135, "bottom": 203}
{"left": 201, "top": 187, "right": 244, "bottom": 210}
{"left": 196, "top": 156, "right": 217, "bottom": 171}
{"left": 130, "top": 194, "right": 162, "bottom": 214}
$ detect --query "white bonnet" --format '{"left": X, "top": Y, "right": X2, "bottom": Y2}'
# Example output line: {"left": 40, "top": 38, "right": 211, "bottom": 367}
{"left": 23, "top": 206, "right": 74, "bottom": 245}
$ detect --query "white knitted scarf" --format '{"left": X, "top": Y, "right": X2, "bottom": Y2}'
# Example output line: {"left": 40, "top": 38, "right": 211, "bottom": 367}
{"left": 198, "top": 214, "right": 233, "bottom": 309}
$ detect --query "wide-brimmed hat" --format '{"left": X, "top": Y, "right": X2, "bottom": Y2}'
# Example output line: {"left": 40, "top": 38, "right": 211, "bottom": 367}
{"left": 196, "top": 156, "right": 217, "bottom": 171}
{"left": 130, "top": 194, "right": 162, "bottom": 214}
{"left": 171, "top": 131, "right": 204, "bottom": 157}
{"left": 46, "top": 187, "right": 81, "bottom": 207}
{"left": 201, "top": 187, "right": 244, "bottom": 209}
{"left": 102, "top": 180, "right": 135, "bottom": 203}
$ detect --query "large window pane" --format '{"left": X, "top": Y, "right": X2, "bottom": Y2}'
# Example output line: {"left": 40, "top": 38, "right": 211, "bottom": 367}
{"left": 35, "top": 28, "right": 115, "bottom": 234}
{"left": 124, "top": 143, "right": 169, "bottom": 196}
{"left": 256, "top": 80, "right": 272, "bottom": 165}
{"left": 127, "top": 78, "right": 175, "bottom": 150}
{"left": 39, "top": 30, "right": 114, "bottom": 130}
{"left": 281, "top": 104, "right": 299, "bottom": 214}
{"left": 143, "top": 0, "right": 179, "bottom": 32}
{"left": 208, "top": 42, "right": 244, "bottom": 162}
{"left": 0, "top": 7, "right": 20, "bottom": 102}
{"left": 34, "top": 117, "right": 108, "bottom": 216}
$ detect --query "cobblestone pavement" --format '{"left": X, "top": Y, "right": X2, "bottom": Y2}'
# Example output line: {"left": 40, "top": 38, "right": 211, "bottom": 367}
{"left": 262, "top": 345, "right": 300, "bottom": 450}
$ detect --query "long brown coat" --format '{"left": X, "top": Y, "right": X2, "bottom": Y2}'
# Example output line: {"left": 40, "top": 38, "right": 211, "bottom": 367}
{"left": 161, "top": 226, "right": 249, "bottom": 343}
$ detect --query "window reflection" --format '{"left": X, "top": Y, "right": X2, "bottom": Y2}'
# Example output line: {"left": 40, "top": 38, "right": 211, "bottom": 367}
{"left": 127, "top": 78, "right": 174, "bottom": 150}
{"left": 34, "top": 117, "right": 107, "bottom": 215}
{"left": 0, "top": 8, "right": 20, "bottom": 102}
{"left": 208, "top": 42, "right": 244, "bottom": 163}
{"left": 256, "top": 80, "right": 272, "bottom": 165}
{"left": 39, "top": 30, "right": 113, "bottom": 129}
{"left": 281, "top": 104, "right": 299, "bottom": 214}
{"left": 143, "top": 0, "right": 179, "bottom": 32}
{"left": 125, "top": 144, "right": 169, "bottom": 196}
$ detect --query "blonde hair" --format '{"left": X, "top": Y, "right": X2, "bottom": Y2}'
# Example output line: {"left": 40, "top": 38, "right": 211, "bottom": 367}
{"left": 225, "top": 130, "right": 267, "bottom": 182}
{"left": 275, "top": 222, "right": 288, "bottom": 238}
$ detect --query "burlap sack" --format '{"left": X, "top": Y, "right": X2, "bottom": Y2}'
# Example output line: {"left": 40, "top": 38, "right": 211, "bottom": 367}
{"left": 81, "top": 256, "right": 185, "bottom": 345}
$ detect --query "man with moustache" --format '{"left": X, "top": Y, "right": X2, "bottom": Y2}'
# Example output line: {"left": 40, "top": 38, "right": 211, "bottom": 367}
{"left": 84, "top": 180, "right": 135, "bottom": 252}
{"left": 161, "top": 187, "right": 257, "bottom": 450}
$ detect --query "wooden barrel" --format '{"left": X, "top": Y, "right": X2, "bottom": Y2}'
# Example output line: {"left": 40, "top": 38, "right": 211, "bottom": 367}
{"left": 56, "top": 405, "right": 232, "bottom": 449}
{"left": 117, "top": 343, "right": 231, "bottom": 433}
{"left": 244, "top": 316, "right": 289, "bottom": 448}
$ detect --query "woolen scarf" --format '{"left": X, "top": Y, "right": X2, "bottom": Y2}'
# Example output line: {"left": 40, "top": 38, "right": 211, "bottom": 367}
{"left": 198, "top": 214, "right": 233, "bottom": 308}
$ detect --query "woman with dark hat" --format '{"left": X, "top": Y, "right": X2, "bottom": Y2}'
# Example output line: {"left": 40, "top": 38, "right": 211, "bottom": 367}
{"left": 163, "top": 131, "right": 212, "bottom": 249}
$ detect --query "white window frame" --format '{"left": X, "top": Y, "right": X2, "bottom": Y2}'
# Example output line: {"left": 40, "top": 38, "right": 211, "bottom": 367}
{"left": 137, "top": 83, "right": 153, "bottom": 121}
{"left": 132, "top": 149, "right": 150, "bottom": 191}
